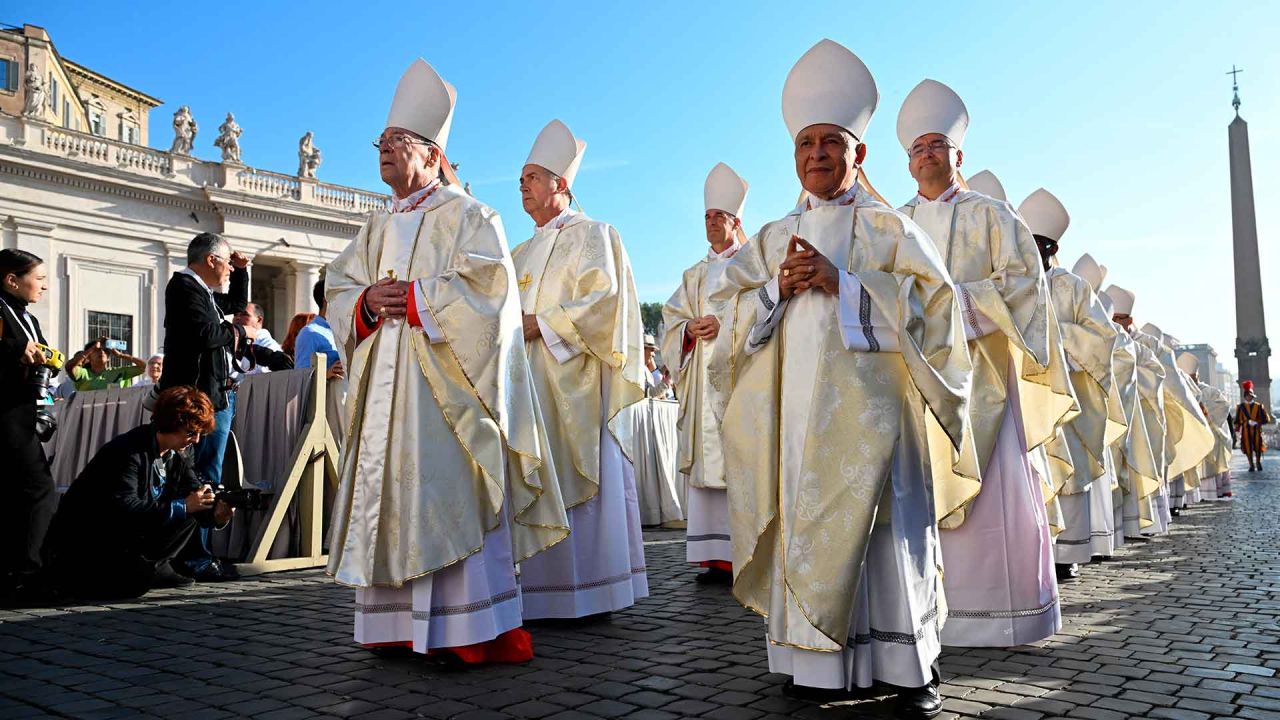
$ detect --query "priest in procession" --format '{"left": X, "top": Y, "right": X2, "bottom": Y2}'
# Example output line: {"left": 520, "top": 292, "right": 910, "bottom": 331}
{"left": 895, "top": 78, "right": 1076, "bottom": 648}
{"left": 660, "top": 162, "right": 749, "bottom": 585}
{"left": 1177, "top": 352, "right": 1233, "bottom": 500}
{"left": 711, "top": 39, "right": 979, "bottom": 718}
{"left": 511, "top": 119, "right": 650, "bottom": 619}
{"left": 324, "top": 59, "right": 570, "bottom": 663}
{"left": 1021, "top": 194, "right": 1124, "bottom": 575}
{"left": 1104, "top": 286, "right": 1173, "bottom": 536}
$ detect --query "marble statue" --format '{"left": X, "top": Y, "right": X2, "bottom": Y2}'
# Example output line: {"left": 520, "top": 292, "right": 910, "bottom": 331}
{"left": 170, "top": 106, "right": 198, "bottom": 156}
{"left": 22, "top": 64, "right": 46, "bottom": 118}
{"left": 297, "top": 131, "right": 322, "bottom": 178}
{"left": 214, "top": 112, "right": 243, "bottom": 164}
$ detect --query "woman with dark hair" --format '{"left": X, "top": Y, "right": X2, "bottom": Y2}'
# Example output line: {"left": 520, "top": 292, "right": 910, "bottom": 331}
{"left": 0, "top": 248, "right": 57, "bottom": 605}
{"left": 46, "top": 386, "right": 234, "bottom": 599}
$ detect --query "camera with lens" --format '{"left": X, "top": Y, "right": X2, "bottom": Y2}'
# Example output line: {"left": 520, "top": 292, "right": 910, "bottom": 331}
{"left": 31, "top": 343, "right": 65, "bottom": 442}
{"left": 212, "top": 485, "right": 274, "bottom": 511}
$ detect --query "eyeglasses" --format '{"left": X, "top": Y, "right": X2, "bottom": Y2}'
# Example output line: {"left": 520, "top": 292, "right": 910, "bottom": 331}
{"left": 373, "top": 134, "right": 432, "bottom": 151}
{"left": 210, "top": 255, "right": 231, "bottom": 265}
{"left": 908, "top": 139, "right": 956, "bottom": 158}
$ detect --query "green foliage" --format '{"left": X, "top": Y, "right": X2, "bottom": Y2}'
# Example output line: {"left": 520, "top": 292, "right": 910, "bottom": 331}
{"left": 640, "top": 302, "right": 664, "bottom": 336}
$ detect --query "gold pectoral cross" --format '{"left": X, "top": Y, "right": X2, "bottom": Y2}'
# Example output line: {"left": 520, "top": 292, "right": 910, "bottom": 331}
{"left": 517, "top": 272, "right": 532, "bottom": 292}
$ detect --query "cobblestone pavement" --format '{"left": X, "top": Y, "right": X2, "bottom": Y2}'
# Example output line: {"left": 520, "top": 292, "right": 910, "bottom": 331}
{"left": 2, "top": 452, "right": 1278, "bottom": 720}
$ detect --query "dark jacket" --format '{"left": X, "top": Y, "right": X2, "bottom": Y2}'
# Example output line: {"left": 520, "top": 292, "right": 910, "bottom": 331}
{"left": 48, "top": 425, "right": 214, "bottom": 556}
{"left": 0, "top": 290, "right": 48, "bottom": 429}
{"left": 158, "top": 269, "right": 248, "bottom": 410}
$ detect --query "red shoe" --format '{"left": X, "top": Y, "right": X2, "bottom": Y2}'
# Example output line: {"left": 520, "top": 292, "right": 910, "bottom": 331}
{"left": 427, "top": 628, "right": 534, "bottom": 665}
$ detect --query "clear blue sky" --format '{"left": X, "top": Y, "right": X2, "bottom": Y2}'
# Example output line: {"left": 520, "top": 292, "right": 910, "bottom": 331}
{"left": 11, "top": 1, "right": 1280, "bottom": 379}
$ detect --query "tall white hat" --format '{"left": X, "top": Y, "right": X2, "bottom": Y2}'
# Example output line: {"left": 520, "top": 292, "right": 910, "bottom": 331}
{"left": 782, "top": 39, "right": 878, "bottom": 142}
{"left": 385, "top": 59, "right": 456, "bottom": 152}
{"left": 525, "top": 119, "right": 587, "bottom": 188}
{"left": 1018, "top": 188, "right": 1071, "bottom": 242}
{"left": 1140, "top": 322, "right": 1163, "bottom": 340}
{"left": 1176, "top": 352, "right": 1199, "bottom": 376}
{"left": 965, "top": 169, "right": 1006, "bottom": 201}
{"left": 1071, "top": 253, "right": 1105, "bottom": 291}
{"left": 704, "top": 162, "right": 749, "bottom": 218}
{"left": 896, "top": 78, "right": 969, "bottom": 151}
{"left": 1099, "top": 292, "right": 1115, "bottom": 315}
{"left": 1103, "top": 285, "right": 1135, "bottom": 315}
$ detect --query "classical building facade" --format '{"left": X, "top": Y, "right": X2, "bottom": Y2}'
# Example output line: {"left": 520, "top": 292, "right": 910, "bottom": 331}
{"left": 0, "top": 23, "right": 384, "bottom": 358}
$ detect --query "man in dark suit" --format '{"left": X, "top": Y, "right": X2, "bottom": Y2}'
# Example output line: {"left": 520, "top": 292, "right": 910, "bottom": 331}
{"left": 157, "top": 232, "right": 257, "bottom": 581}
{"left": 46, "top": 386, "right": 234, "bottom": 599}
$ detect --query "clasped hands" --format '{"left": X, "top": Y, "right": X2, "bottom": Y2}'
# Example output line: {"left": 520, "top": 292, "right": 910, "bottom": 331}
{"left": 778, "top": 235, "right": 839, "bottom": 300}
{"left": 686, "top": 315, "right": 720, "bottom": 342}
{"left": 364, "top": 277, "right": 415, "bottom": 320}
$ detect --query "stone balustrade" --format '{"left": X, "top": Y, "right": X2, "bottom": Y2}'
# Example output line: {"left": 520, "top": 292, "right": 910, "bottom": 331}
{"left": 2, "top": 114, "right": 387, "bottom": 214}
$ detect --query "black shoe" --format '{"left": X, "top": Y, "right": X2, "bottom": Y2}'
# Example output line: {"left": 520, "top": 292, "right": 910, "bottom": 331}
{"left": 895, "top": 685, "right": 942, "bottom": 719}
{"left": 151, "top": 562, "right": 195, "bottom": 589}
{"left": 190, "top": 559, "right": 239, "bottom": 583}
{"left": 1170, "top": 507, "right": 1181, "bottom": 517}
{"left": 1055, "top": 563, "right": 1080, "bottom": 582}
{"left": 695, "top": 568, "right": 733, "bottom": 585}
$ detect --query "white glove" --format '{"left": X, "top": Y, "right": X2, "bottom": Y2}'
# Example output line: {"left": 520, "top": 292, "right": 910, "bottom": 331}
{"left": 1249, "top": 420, "right": 1259, "bottom": 427}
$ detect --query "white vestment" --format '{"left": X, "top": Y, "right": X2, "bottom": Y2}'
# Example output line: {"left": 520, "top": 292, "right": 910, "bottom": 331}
{"left": 901, "top": 188, "right": 1061, "bottom": 647}
{"left": 512, "top": 208, "right": 648, "bottom": 618}
{"left": 738, "top": 188, "right": 948, "bottom": 690}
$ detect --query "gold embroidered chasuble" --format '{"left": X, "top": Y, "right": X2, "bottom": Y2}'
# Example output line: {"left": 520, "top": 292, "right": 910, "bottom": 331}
{"left": 660, "top": 249, "right": 740, "bottom": 490}
{"left": 510, "top": 211, "right": 647, "bottom": 510}
{"left": 1110, "top": 330, "right": 1160, "bottom": 522}
{"left": 1046, "top": 268, "right": 1123, "bottom": 495}
{"left": 899, "top": 192, "right": 1076, "bottom": 501}
{"left": 1197, "top": 383, "right": 1233, "bottom": 477}
{"left": 1132, "top": 331, "right": 1214, "bottom": 480}
{"left": 324, "top": 185, "right": 569, "bottom": 589}
{"left": 713, "top": 193, "right": 977, "bottom": 649}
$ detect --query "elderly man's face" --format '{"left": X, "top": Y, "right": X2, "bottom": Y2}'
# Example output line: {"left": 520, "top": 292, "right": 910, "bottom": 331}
{"left": 234, "top": 303, "right": 264, "bottom": 330}
{"left": 794, "top": 124, "right": 862, "bottom": 199}
{"left": 147, "top": 356, "right": 164, "bottom": 381}
{"left": 378, "top": 126, "right": 435, "bottom": 190}
{"left": 907, "top": 132, "right": 962, "bottom": 188}
{"left": 519, "top": 164, "right": 565, "bottom": 217}
{"left": 704, "top": 210, "right": 736, "bottom": 247}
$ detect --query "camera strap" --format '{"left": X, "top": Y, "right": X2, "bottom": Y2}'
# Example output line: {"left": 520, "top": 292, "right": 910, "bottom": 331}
{"left": 0, "top": 297, "right": 37, "bottom": 344}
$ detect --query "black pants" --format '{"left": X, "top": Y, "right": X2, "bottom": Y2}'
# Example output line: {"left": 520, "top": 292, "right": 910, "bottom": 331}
{"left": 0, "top": 410, "right": 56, "bottom": 584}
{"left": 54, "top": 518, "right": 198, "bottom": 600}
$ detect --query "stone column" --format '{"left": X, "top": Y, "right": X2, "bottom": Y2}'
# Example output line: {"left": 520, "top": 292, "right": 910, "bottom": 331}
{"left": 293, "top": 262, "right": 322, "bottom": 320}
{"left": 1229, "top": 114, "right": 1272, "bottom": 410}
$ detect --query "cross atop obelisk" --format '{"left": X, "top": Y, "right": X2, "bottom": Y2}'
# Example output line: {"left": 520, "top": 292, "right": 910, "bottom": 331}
{"left": 1227, "top": 65, "right": 1243, "bottom": 115}
{"left": 1227, "top": 64, "right": 1272, "bottom": 410}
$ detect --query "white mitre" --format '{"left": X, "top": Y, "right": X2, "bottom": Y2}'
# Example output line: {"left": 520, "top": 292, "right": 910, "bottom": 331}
{"left": 1176, "top": 352, "right": 1198, "bottom": 376}
{"left": 526, "top": 119, "right": 587, "bottom": 188}
{"left": 966, "top": 169, "right": 1006, "bottom": 201}
{"left": 1140, "top": 322, "right": 1163, "bottom": 341}
{"left": 385, "top": 58, "right": 456, "bottom": 152}
{"left": 704, "top": 162, "right": 748, "bottom": 218}
{"left": 1104, "top": 285, "right": 1135, "bottom": 315}
{"left": 1019, "top": 188, "right": 1071, "bottom": 242}
{"left": 1071, "top": 253, "right": 1105, "bottom": 291}
{"left": 782, "top": 39, "right": 878, "bottom": 142}
{"left": 896, "top": 78, "right": 969, "bottom": 151}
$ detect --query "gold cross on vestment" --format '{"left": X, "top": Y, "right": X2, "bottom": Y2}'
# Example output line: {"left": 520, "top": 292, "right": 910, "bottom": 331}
{"left": 517, "top": 272, "right": 532, "bottom": 291}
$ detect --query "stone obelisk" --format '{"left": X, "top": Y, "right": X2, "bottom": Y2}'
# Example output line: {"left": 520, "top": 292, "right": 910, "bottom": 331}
{"left": 1227, "top": 66, "right": 1272, "bottom": 410}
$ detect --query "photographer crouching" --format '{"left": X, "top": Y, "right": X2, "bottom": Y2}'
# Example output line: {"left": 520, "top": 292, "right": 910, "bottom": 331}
{"left": 45, "top": 386, "right": 235, "bottom": 599}
{"left": 0, "top": 249, "right": 59, "bottom": 605}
